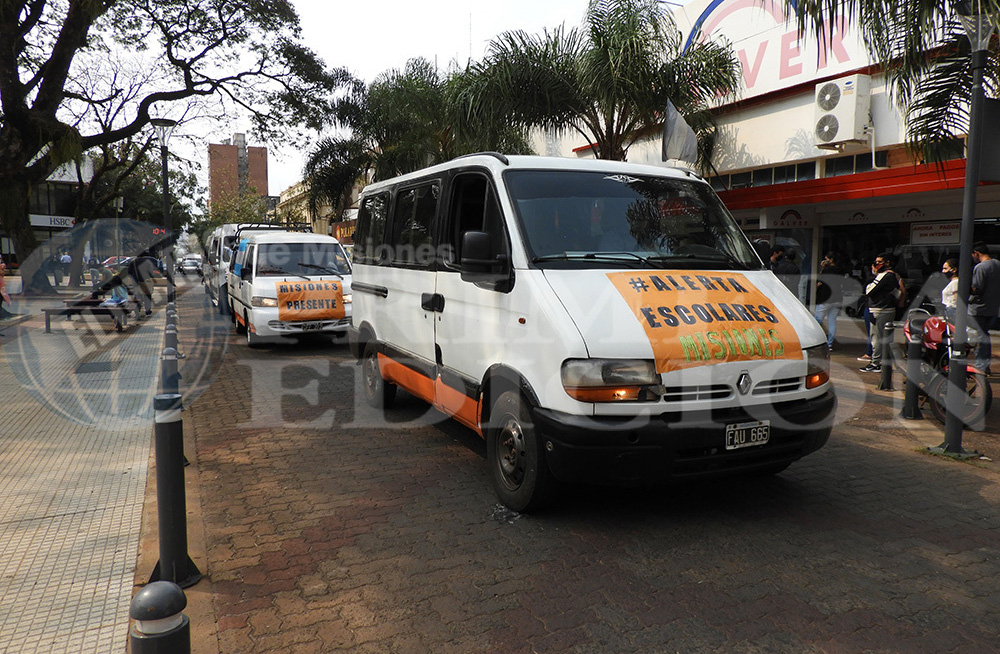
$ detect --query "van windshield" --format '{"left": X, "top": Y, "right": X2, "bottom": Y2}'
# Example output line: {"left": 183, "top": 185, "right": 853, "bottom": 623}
{"left": 256, "top": 242, "right": 352, "bottom": 276}
{"left": 504, "top": 170, "right": 763, "bottom": 270}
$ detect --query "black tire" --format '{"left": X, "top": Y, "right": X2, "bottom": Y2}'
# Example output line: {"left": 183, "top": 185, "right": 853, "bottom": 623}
{"left": 486, "top": 390, "right": 555, "bottom": 513}
{"left": 246, "top": 321, "right": 261, "bottom": 348}
{"left": 927, "top": 372, "right": 992, "bottom": 427}
{"left": 362, "top": 341, "right": 396, "bottom": 409}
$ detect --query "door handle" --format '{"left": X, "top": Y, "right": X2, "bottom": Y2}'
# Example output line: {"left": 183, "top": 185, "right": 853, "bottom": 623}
{"left": 421, "top": 293, "right": 445, "bottom": 312}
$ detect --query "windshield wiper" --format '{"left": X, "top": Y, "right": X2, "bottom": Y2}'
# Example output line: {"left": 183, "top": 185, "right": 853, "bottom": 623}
{"left": 257, "top": 266, "right": 310, "bottom": 280}
{"left": 532, "top": 252, "right": 653, "bottom": 267}
{"left": 299, "top": 262, "right": 344, "bottom": 278}
{"left": 647, "top": 252, "right": 752, "bottom": 270}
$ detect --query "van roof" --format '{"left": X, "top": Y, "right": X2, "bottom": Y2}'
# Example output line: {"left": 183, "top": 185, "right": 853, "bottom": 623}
{"left": 360, "top": 154, "right": 702, "bottom": 195}
{"left": 238, "top": 231, "right": 341, "bottom": 245}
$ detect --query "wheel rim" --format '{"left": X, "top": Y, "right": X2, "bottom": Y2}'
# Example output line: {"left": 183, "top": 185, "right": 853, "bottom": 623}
{"left": 496, "top": 415, "right": 526, "bottom": 490}
{"left": 364, "top": 350, "right": 380, "bottom": 400}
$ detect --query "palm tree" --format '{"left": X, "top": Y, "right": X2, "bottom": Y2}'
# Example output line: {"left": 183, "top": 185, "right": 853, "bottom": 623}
{"left": 305, "top": 58, "right": 531, "bottom": 222}
{"left": 450, "top": 0, "right": 742, "bottom": 166}
{"left": 790, "top": 0, "right": 999, "bottom": 162}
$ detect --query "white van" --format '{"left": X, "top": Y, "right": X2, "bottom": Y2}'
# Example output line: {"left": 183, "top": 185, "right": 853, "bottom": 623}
{"left": 227, "top": 230, "right": 353, "bottom": 346}
{"left": 203, "top": 223, "right": 283, "bottom": 314}
{"left": 349, "top": 154, "right": 835, "bottom": 512}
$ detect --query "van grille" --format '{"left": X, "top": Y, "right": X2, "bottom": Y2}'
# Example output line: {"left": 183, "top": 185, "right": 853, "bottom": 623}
{"left": 660, "top": 384, "right": 732, "bottom": 402}
{"left": 752, "top": 377, "right": 800, "bottom": 395}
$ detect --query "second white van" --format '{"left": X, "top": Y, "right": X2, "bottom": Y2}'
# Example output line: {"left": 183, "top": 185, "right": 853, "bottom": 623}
{"left": 228, "top": 230, "right": 353, "bottom": 346}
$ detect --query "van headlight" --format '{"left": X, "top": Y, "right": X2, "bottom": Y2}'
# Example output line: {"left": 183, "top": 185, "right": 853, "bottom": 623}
{"left": 804, "top": 344, "right": 830, "bottom": 389}
{"left": 343, "top": 293, "right": 352, "bottom": 304}
{"left": 561, "top": 359, "right": 660, "bottom": 402}
{"left": 251, "top": 296, "right": 278, "bottom": 307}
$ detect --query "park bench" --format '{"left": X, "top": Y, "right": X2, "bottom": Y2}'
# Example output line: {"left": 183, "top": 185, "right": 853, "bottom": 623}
{"left": 42, "top": 293, "right": 142, "bottom": 333}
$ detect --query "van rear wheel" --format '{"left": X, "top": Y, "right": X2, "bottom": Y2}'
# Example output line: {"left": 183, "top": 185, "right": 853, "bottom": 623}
{"left": 362, "top": 342, "right": 396, "bottom": 409}
{"left": 487, "top": 391, "right": 554, "bottom": 513}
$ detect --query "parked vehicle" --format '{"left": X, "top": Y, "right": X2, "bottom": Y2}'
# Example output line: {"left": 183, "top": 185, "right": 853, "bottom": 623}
{"left": 177, "top": 254, "right": 203, "bottom": 276}
{"left": 349, "top": 153, "right": 836, "bottom": 512}
{"left": 203, "top": 223, "right": 282, "bottom": 314}
{"left": 227, "top": 230, "right": 352, "bottom": 347}
{"left": 902, "top": 309, "right": 992, "bottom": 426}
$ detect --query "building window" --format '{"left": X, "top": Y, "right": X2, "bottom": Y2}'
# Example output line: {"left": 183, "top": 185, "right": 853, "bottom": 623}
{"left": 730, "top": 171, "right": 751, "bottom": 189}
{"left": 752, "top": 168, "right": 773, "bottom": 187}
{"left": 796, "top": 162, "right": 816, "bottom": 181}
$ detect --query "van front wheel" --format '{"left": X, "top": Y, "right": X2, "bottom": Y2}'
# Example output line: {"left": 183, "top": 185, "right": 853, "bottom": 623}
{"left": 487, "top": 391, "right": 554, "bottom": 513}
{"left": 362, "top": 342, "right": 396, "bottom": 410}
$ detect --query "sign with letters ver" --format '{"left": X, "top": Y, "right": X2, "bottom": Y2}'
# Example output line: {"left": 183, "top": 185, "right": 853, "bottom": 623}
{"left": 276, "top": 281, "right": 344, "bottom": 322}
{"left": 608, "top": 271, "right": 802, "bottom": 373}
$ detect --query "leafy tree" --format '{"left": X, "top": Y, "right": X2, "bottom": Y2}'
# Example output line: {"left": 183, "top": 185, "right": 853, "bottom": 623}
{"left": 304, "top": 58, "right": 532, "bottom": 224}
{"left": 0, "top": 0, "right": 343, "bottom": 293}
{"left": 451, "top": 0, "right": 742, "bottom": 165}
{"left": 789, "top": 0, "right": 1000, "bottom": 163}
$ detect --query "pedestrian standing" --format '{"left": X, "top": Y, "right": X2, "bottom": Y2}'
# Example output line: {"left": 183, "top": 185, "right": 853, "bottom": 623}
{"left": 969, "top": 242, "right": 1000, "bottom": 374}
{"left": 770, "top": 245, "right": 800, "bottom": 298}
{"left": 59, "top": 251, "right": 72, "bottom": 286}
{"left": 940, "top": 258, "right": 959, "bottom": 318}
{"left": 814, "top": 252, "right": 845, "bottom": 351}
{"left": 861, "top": 253, "right": 901, "bottom": 373}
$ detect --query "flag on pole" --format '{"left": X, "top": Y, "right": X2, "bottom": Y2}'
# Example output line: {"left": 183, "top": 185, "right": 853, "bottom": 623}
{"left": 661, "top": 100, "right": 698, "bottom": 164}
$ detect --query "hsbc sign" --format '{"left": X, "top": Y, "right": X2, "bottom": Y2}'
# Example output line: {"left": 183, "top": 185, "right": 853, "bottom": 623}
{"left": 677, "top": 0, "right": 870, "bottom": 101}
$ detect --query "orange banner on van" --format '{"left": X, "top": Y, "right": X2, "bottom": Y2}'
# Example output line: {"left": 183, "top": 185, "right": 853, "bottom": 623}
{"left": 275, "top": 280, "right": 345, "bottom": 322}
{"left": 607, "top": 271, "right": 801, "bottom": 373}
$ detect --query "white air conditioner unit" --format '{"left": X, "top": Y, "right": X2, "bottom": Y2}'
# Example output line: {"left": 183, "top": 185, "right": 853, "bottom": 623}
{"left": 813, "top": 74, "right": 871, "bottom": 149}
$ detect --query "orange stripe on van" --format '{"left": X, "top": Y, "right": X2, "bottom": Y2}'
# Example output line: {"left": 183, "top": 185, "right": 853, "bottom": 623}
{"left": 376, "top": 352, "right": 484, "bottom": 436}
{"left": 434, "top": 378, "right": 483, "bottom": 436}
{"left": 378, "top": 353, "right": 435, "bottom": 404}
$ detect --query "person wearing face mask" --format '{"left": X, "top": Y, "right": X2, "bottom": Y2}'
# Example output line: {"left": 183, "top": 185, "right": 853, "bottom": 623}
{"left": 970, "top": 242, "right": 1000, "bottom": 374}
{"left": 861, "top": 253, "right": 903, "bottom": 373}
{"left": 940, "top": 258, "right": 959, "bottom": 318}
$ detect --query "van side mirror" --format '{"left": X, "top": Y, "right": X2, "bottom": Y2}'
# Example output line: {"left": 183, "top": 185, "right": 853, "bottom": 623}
{"left": 460, "top": 230, "right": 511, "bottom": 291}
{"left": 240, "top": 266, "right": 252, "bottom": 281}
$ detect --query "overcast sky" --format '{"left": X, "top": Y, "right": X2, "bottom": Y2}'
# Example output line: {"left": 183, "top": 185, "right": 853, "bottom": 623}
{"left": 262, "top": 0, "right": 592, "bottom": 194}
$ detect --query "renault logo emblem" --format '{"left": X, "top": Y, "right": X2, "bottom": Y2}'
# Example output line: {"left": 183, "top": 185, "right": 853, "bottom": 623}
{"left": 737, "top": 372, "right": 752, "bottom": 395}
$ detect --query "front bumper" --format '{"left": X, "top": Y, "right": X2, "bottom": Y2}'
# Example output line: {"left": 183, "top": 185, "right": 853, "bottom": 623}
{"left": 533, "top": 391, "right": 836, "bottom": 484}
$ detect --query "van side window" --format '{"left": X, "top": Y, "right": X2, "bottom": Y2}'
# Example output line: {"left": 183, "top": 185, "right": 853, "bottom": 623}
{"left": 445, "top": 173, "right": 506, "bottom": 264}
{"left": 389, "top": 182, "right": 438, "bottom": 267}
{"left": 355, "top": 193, "right": 389, "bottom": 264}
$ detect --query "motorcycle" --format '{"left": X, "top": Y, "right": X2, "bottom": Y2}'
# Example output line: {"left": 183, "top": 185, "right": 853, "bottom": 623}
{"left": 902, "top": 309, "right": 993, "bottom": 426}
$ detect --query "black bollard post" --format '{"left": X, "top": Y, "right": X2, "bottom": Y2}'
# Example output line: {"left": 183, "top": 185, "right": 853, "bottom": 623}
{"left": 901, "top": 321, "right": 924, "bottom": 419}
{"left": 876, "top": 321, "right": 894, "bottom": 391}
{"left": 160, "top": 347, "right": 180, "bottom": 395}
{"left": 165, "top": 323, "right": 178, "bottom": 351}
{"left": 148, "top": 394, "right": 202, "bottom": 588}
{"left": 130, "top": 581, "right": 190, "bottom": 654}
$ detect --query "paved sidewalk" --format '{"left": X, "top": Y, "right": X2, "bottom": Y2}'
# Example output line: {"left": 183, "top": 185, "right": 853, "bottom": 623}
{"left": 0, "top": 291, "right": 164, "bottom": 653}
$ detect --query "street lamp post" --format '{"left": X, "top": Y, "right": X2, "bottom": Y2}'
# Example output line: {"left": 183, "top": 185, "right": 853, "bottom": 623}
{"left": 940, "top": 0, "right": 998, "bottom": 455}
{"left": 151, "top": 117, "right": 178, "bottom": 304}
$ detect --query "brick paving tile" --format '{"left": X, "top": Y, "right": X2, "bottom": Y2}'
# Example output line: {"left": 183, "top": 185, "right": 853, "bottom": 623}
{"left": 142, "top": 290, "right": 1000, "bottom": 654}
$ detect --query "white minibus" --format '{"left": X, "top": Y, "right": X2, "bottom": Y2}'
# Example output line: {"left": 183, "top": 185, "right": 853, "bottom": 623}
{"left": 349, "top": 154, "right": 835, "bottom": 512}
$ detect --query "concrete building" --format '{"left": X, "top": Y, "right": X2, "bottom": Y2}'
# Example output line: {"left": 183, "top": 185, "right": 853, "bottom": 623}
{"left": 274, "top": 179, "right": 364, "bottom": 245}
{"left": 207, "top": 133, "right": 270, "bottom": 212}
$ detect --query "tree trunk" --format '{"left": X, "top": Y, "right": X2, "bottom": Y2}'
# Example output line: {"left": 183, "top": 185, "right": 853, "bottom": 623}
{"left": 0, "top": 172, "right": 56, "bottom": 295}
